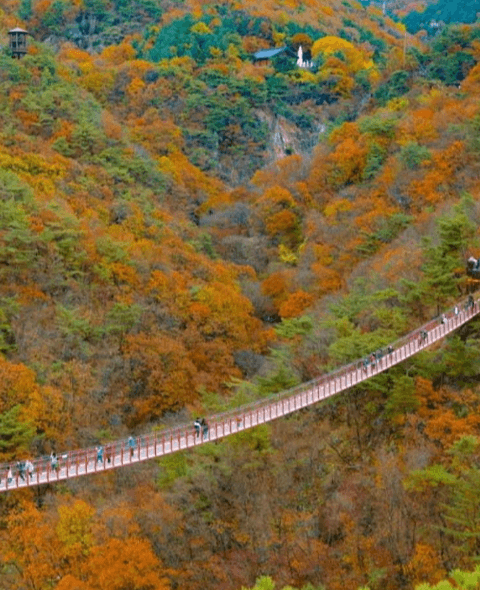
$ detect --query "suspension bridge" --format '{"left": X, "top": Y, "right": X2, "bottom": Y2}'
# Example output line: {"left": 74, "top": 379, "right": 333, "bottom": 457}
{"left": 1, "top": 297, "right": 479, "bottom": 493}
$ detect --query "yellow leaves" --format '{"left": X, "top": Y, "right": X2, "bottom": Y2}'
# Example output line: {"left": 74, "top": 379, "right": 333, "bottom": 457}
{"left": 312, "top": 35, "right": 373, "bottom": 72}
{"left": 190, "top": 21, "right": 212, "bottom": 35}
{"left": 100, "top": 41, "right": 136, "bottom": 66}
{"left": 258, "top": 185, "right": 297, "bottom": 212}
{"left": 323, "top": 198, "right": 353, "bottom": 221}
{"left": 209, "top": 45, "right": 223, "bottom": 58}
{"left": 59, "top": 44, "right": 92, "bottom": 63}
{"left": 320, "top": 5, "right": 334, "bottom": 16}
{"left": 126, "top": 76, "right": 146, "bottom": 98}
{"left": 313, "top": 243, "right": 334, "bottom": 266}
{"left": 157, "top": 152, "right": 223, "bottom": 201}
{"left": 56, "top": 500, "right": 96, "bottom": 560}
{"left": 158, "top": 55, "right": 196, "bottom": 74}
{"left": 386, "top": 97, "right": 409, "bottom": 112}
{"left": 0, "top": 150, "right": 65, "bottom": 180}
{"left": 278, "top": 243, "right": 298, "bottom": 265}
{"left": 80, "top": 69, "right": 115, "bottom": 100}
{"left": 290, "top": 68, "right": 317, "bottom": 84}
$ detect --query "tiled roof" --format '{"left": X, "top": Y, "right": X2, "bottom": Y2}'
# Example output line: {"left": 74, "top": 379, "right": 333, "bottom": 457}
{"left": 253, "top": 46, "right": 287, "bottom": 59}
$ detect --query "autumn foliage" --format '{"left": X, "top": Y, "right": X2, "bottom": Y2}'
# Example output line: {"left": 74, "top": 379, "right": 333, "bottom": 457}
{"left": 2, "top": 1, "right": 480, "bottom": 590}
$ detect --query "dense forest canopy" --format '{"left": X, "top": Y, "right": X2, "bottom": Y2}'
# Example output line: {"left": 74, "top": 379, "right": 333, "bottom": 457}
{"left": 404, "top": 0, "right": 480, "bottom": 33}
{"left": 1, "top": 0, "right": 480, "bottom": 589}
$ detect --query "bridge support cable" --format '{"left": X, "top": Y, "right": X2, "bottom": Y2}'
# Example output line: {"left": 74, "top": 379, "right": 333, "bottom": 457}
{"left": 0, "top": 299, "right": 478, "bottom": 493}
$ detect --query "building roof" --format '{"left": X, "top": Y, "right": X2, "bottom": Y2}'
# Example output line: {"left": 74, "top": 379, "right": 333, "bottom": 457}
{"left": 9, "top": 27, "right": 28, "bottom": 33}
{"left": 253, "top": 46, "right": 287, "bottom": 60}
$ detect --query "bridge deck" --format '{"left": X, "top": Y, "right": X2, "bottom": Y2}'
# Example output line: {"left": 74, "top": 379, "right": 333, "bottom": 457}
{"left": 1, "top": 299, "right": 478, "bottom": 493}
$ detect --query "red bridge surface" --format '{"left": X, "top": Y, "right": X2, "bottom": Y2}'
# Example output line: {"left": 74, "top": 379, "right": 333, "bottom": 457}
{"left": 1, "top": 298, "right": 478, "bottom": 493}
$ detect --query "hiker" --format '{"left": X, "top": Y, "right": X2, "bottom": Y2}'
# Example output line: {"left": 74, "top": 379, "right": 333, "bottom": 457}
{"left": 50, "top": 452, "right": 58, "bottom": 471}
{"left": 25, "top": 459, "right": 34, "bottom": 479}
{"left": 128, "top": 436, "right": 135, "bottom": 458}
{"left": 16, "top": 461, "right": 26, "bottom": 482}
{"left": 194, "top": 418, "right": 201, "bottom": 438}
{"left": 201, "top": 418, "right": 209, "bottom": 439}
{"left": 96, "top": 446, "right": 104, "bottom": 464}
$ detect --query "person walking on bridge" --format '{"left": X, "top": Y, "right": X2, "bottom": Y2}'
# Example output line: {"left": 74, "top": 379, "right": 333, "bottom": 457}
{"left": 194, "top": 418, "right": 201, "bottom": 438}
{"left": 128, "top": 436, "right": 135, "bottom": 458}
{"left": 201, "top": 418, "right": 209, "bottom": 439}
{"left": 96, "top": 446, "right": 104, "bottom": 464}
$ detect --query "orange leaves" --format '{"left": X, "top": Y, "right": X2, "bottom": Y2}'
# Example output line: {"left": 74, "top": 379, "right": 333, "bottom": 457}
{"left": 3, "top": 500, "right": 169, "bottom": 590}
{"left": 15, "top": 109, "right": 40, "bottom": 134}
{"left": 101, "top": 111, "right": 122, "bottom": 141}
{"left": 407, "top": 141, "right": 467, "bottom": 208}
{"left": 189, "top": 281, "right": 258, "bottom": 346}
{"left": 328, "top": 136, "right": 369, "bottom": 186}
{"left": 424, "top": 410, "right": 480, "bottom": 449}
{"left": 85, "top": 537, "right": 170, "bottom": 590}
{"left": 325, "top": 124, "right": 369, "bottom": 188}
{"left": 398, "top": 107, "right": 438, "bottom": 144}
{"left": 262, "top": 271, "right": 289, "bottom": 300}
{"left": 415, "top": 377, "right": 480, "bottom": 449}
{"left": 56, "top": 575, "right": 93, "bottom": 590}
{"left": 0, "top": 356, "right": 64, "bottom": 451}
{"left": 125, "top": 331, "right": 198, "bottom": 423}
{"left": 3, "top": 501, "right": 60, "bottom": 590}
{"left": 278, "top": 290, "right": 314, "bottom": 318}
{"left": 310, "top": 263, "right": 343, "bottom": 295}
{"left": 146, "top": 269, "right": 189, "bottom": 309}
{"left": 128, "top": 109, "right": 183, "bottom": 156}
{"left": 256, "top": 185, "right": 301, "bottom": 249}
{"left": 265, "top": 209, "right": 298, "bottom": 238}
{"left": 405, "top": 543, "right": 444, "bottom": 586}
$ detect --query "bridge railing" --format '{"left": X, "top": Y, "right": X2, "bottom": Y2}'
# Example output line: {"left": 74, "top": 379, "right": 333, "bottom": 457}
{"left": 0, "top": 298, "right": 477, "bottom": 491}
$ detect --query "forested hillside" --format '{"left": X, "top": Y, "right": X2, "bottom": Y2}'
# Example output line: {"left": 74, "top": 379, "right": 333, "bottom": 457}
{"left": 1, "top": 1, "right": 480, "bottom": 589}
